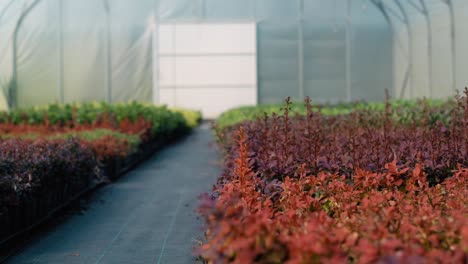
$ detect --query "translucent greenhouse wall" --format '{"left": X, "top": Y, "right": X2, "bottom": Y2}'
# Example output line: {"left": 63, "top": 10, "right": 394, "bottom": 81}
{"left": 387, "top": 0, "right": 468, "bottom": 99}
{"left": 0, "top": 0, "right": 466, "bottom": 111}
{"left": 0, "top": 0, "right": 155, "bottom": 110}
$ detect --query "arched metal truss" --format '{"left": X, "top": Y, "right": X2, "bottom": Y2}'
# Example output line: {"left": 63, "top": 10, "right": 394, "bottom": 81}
{"left": 0, "top": 0, "right": 463, "bottom": 108}
{"left": 369, "top": 0, "right": 458, "bottom": 98}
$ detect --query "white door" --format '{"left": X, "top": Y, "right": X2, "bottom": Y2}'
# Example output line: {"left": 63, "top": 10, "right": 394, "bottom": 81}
{"left": 154, "top": 23, "right": 257, "bottom": 119}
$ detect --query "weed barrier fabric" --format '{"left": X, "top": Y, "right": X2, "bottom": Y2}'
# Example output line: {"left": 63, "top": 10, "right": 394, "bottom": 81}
{"left": 6, "top": 124, "right": 220, "bottom": 264}
{"left": 0, "top": 101, "right": 201, "bottom": 255}
{"left": 0, "top": 125, "right": 192, "bottom": 258}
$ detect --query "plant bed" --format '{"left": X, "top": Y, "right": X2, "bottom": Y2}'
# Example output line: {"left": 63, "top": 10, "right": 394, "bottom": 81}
{"left": 0, "top": 138, "right": 98, "bottom": 246}
{"left": 199, "top": 91, "right": 468, "bottom": 263}
{"left": 0, "top": 102, "right": 201, "bottom": 256}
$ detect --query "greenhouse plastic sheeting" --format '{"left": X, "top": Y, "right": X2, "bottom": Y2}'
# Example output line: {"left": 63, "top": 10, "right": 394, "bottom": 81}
{"left": 388, "top": 0, "right": 468, "bottom": 99}
{"left": 0, "top": 0, "right": 467, "bottom": 110}
{"left": 0, "top": 0, "right": 154, "bottom": 110}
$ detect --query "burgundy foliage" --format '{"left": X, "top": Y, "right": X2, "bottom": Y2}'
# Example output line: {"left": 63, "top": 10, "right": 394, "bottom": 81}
{"left": 0, "top": 138, "right": 98, "bottom": 216}
{"left": 199, "top": 90, "right": 468, "bottom": 263}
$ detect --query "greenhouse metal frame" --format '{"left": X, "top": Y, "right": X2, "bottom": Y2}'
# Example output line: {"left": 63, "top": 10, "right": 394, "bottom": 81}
{"left": 0, "top": 0, "right": 466, "bottom": 114}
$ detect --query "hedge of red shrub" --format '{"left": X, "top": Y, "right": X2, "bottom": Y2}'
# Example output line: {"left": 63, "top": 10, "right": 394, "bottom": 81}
{"left": 0, "top": 125, "right": 139, "bottom": 161}
{"left": 0, "top": 138, "right": 98, "bottom": 241}
{"left": 0, "top": 102, "right": 201, "bottom": 246}
{"left": 199, "top": 91, "right": 468, "bottom": 263}
{"left": 0, "top": 112, "right": 153, "bottom": 160}
{"left": 0, "top": 114, "right": 151, "bottom": 136}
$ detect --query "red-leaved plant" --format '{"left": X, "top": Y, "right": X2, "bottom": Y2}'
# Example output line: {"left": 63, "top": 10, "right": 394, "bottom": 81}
{"left": 199, "top": 91, "right": 468, "bottom": 263}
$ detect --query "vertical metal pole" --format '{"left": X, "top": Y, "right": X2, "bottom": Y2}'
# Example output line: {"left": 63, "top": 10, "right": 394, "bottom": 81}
{"left": 370, "top": 0, "right": 398, "bottom": 99}
{"left": 173, "top": 23, "right": 177, "bottom": 107}
{"left": 446, "top": 0, "right": 456, "bottom": 92}
{"left": 57, "top": 0, "right": 64, "bottom": 103}
{"left": 419, "top": 0, "right": 433, "bottom": 97}
{"left": 345, "top": 0, "right": 352, "bottom": 102}
{"left": 297, "top": 0, "right": 304, "bottom": 100}
{"left": 394, "top": 0, "right": 413, "bottom": 99}
{"left": 152, "top": 17, "right": 159, "bottom": 104}
{"left": 152, "top": 0, "right": 159, "bottom": 104}
{"left": 11, "top": 0, "right": 41, "bottom": 108}
{"left": 253, "top": 0, "right": 258, "bottom": 104}
{"left": 104, "top": 0, "right": 112, "bottom": 102}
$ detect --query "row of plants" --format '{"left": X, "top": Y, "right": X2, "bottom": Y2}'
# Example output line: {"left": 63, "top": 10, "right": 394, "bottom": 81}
{"left": 0, "top": 101, "right": 201, "bottom": 245}
{"left": 0, "top": 102, "right": 201, "bottom": 135}
{"left": 0, "top": 102, "right": 201, "bottom": 159}
{"left": 0, "top": 101, "right": 201, "bottom": 127}
{"left": 199, "top": 90, "right": 467, "bottom": 263}
{"left": 0, "top": 129, "right": 141, "bottom": 161}
{"left": 0, "top": 138, "right": 97, "bottom": 241}
{"left": 215, "top": 97, "right": 453, "bottom": 130}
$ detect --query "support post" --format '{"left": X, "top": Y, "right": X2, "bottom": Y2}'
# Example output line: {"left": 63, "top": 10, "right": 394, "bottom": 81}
{"left": 103, "top": 0, "right": 112, "bottom": 102}
{"left": 393, "top": 0, "right": 413, "bottom": 99}
{"left": 297, "top": 0, "right": 304, "bottom": 100}
{"left": 419, "top": 0, "right": 433, "bottom": 97}
{"left": 152, "top": 0, "right": 159, "bottom": 105}
{"left": 345, "top": 0, "right": 352, "bottom": 102}
{"left": 444, "top": 0, "right": 456, "bottom": 92}
{"left": 11, "top": 0, "right": 41, "bottom": 108}
{"left": 370, "top": 0, "right": 396, "bottom": 99}
{"left": 370, "top": 0, "right": 410, "bottom": 99}
{"left": 57, "top": 0, "right": 64, "bottom": 103}
{"left": 152, "top": 20, "right": 159, "bottom": 104}
{"left": 406, "top": 0, "right": 433, "bottom": 97}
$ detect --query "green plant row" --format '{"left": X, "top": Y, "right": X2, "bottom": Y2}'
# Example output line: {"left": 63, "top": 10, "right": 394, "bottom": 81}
{"left": 0, "top": 101, "right": 202, "bottom": 136}
{"left": 172, "top": 108, "right": 203, "bottom": 128}
{"left": 215, "top": 98, "right": 454, "bottom": 130}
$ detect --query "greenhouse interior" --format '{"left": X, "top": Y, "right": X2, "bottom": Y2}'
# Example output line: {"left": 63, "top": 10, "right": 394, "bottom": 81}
{"left": 0, "top": 0, "right": 467, "bottom": 263}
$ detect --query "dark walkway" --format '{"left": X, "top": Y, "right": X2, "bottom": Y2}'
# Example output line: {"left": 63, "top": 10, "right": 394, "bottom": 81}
{"left": 8, "top": 123, "right": 220, "bottom": 264}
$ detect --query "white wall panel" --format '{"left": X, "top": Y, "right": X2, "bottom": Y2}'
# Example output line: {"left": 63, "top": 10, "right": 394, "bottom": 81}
{"left": 173, "top": 56, "right": 256, "bottom": 86}
{"left": 159, "top": 88, "right": 176, "bottom": 107}
{"left": 173, "top": 24, "right": 256, "bottom": 54}
{"left": 175, "top": 88, "right": 257, "bottom": 118}
{"left": 156, "top": 22, "right": 257, "bottom": 118}
{"left": 158, "top": 57, "right": 175, "bottom": 86}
